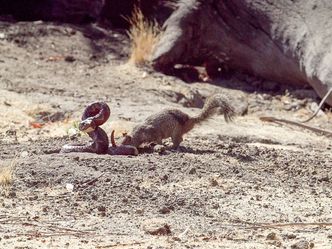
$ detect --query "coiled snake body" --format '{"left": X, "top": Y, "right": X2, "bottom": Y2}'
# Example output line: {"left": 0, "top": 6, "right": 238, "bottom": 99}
{"left": 61, "top": 101, "right": 138, "bottom": 156}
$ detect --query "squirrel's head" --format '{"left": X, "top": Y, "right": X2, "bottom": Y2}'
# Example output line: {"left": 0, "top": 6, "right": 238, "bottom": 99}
{"left": 121, "top": 133, "right": 132, "bottom": 145}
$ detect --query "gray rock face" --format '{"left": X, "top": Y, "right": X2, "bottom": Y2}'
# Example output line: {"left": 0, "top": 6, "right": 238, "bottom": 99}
{"left": 152, "top": 0, "right": 332, "bottom": 105}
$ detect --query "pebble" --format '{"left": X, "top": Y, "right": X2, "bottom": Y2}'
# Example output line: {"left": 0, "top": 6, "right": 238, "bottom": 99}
{"left": 28, "top": 195, "right": 38, "bottom": 201}
{"left": 309, "top": 102, "right": 325, "bottom": 117}
{"left": 97, "top": 206, "right": 106, "bottom": 212}
{"left": 291, "top": 240, "right": 314, "bottom": 249}
{"left": 159, "top": 206, "right": 172, "bottom": 214}
{"left": 189, "top": 168, "right": 196, "bottom": 174}
{"left": 8, "top": 191, "right": 16, "bottom": 198}
{"left": 142, "top": 218, "right": 172, "bottom": 235}
{"left": 210, "top": 179, "right": 219, "bottom": 187}
{"left": 66, "top": 183, "right": 74, "bottom": 192}
{"left": 266, "top": 232, "right": 277, "bottom": 240}
{"left": 284, "top": 233, "right": 297, "bottom": 239}
{"left": 65, "top": 55, "right": 76, "bottom": 62}
{"left": 20, "top": 151, "right": 29, "bottom": 158}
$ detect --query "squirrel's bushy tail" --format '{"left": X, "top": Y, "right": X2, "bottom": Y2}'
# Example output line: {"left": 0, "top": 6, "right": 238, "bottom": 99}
{"left": 191, "top": 94, "right": 235, "bottom": 124}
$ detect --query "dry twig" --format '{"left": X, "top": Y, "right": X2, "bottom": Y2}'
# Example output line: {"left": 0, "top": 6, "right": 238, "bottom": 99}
{"left": 260, "top": 116, "right": 332, "bottom": 137}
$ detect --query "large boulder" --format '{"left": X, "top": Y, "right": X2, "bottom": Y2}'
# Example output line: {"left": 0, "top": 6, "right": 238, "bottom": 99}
{"left": 152, "top": 0, "right": 332, "bottom": 105}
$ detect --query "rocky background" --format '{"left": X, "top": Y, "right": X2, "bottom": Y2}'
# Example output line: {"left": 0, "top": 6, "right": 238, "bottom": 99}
{"left": 1, "top": 1, "right": 332, "bottom": 248}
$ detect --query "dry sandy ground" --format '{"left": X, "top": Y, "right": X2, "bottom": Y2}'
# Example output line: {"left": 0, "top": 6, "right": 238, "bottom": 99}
{"left": 0, "top": 21, "right": 332, "bottom": 249}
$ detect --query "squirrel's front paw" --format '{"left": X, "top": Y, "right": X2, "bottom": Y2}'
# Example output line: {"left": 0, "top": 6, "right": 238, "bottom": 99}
{"left": 154, "top": 144, "right": 167, "bottom": 154}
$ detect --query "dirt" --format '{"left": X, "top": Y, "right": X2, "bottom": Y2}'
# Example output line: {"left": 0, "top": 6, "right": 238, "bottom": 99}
{"left": 0, "top": 21, "right": 332, "bottom": 249}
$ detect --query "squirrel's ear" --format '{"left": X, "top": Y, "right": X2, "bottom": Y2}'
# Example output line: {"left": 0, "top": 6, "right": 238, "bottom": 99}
{"left": 122, "top": 132, "right": 127, "bottom": 137}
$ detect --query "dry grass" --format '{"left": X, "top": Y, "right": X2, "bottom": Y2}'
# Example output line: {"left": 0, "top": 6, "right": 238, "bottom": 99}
{"left": 126, "top": 7, "right": 161, "bottom": 66}
{"left": 0, "top": 159, "right": 16, "bottom": 193}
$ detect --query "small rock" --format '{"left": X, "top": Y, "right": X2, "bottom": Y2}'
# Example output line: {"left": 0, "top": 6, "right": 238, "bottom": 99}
{"left": 8, "top": 191, "right": 16, "bottom": 198}
{"left": 291, "top": 240, "right": 313, "bottom": 249}
{"left": 20, "top": 151, "right": 29, "bottom": 158}
{"left": 319, "top": 176, "right": 329, "bottom": 182}
{"left": 42, "top": 206, "right": 49, "bottom": 212}
{"left": 28, "top": 195, "right": 38, "bottom": 201}
{"left": 284, "top": 233, "right": 297, "bottom": 239}
{"left": 189, "top": 168, "right": 196, "bottom": 174}
{"left": 142, "top": 218, "right": 172, "bottom": 236}
{"left": 283, "top": 102, "right": 301, "bottom": 111}
{"left": 142, "top": 72, "right": 148, "bottom": 78}
{"left": 256, "top": 195, "right": 262, "bottom": 201}
{"left": 64, "top": 55, "right": 76, "bottom": 62}
{"left": 136, "top": 209, "right": 144, "bottom": 214}
{"left": 97, "top": 206, "right": 106, "bottom": 212}
{"left": 160, "top": 174, "right": 168, "bottom": 181}
{"left": 269, "top": 241, "right": 282, "bottom": 247}
{"left": 309, "top": 102, "right": 325, "bottom": 117}
{"left": 6, "top": 129, "right": 16, "bottom": 136}
{"left": 66, "top": 183, "right": 74, "bottom": 192}
{"left": 210, "top": 179, "right": 219, "bottom": 186}
{"left": 159, "top": 206, "right": 172, "bottom": 214}
{"left": 0, "top": 33, "right": 5, "bottom": 39}
{"left": 266, "top": 232, "right": 277, "bottom": 240}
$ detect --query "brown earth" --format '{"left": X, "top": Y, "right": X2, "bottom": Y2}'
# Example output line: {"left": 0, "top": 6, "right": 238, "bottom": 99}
{"left": 0, "top": 21, "right": 332, "bottom": 249}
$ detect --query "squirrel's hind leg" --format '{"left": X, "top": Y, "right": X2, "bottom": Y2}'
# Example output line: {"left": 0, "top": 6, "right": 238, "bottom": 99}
{"left": 171, "top": 134, "right": 183, "bottom": 149}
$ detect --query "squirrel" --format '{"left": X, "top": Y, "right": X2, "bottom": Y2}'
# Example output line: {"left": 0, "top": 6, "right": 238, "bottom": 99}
{"left": 120, "top": 93, "right": 235, "bottom": 148}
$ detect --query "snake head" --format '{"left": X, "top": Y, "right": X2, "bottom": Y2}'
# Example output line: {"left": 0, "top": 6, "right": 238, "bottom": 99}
{"left": 79, "top": 117, "right": 97, "bottom": 133}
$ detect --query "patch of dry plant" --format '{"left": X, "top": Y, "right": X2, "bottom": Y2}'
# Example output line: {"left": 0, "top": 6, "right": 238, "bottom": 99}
{"left": 0, "top": 158, "right": 16, "bottom": 195}
{"left": 126, "top": 7, "right": 161, "bottom": 66}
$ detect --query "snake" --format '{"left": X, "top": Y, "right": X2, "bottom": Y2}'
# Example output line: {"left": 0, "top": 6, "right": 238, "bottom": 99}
{"left": 61, "top": 101, "right": 138, "bottom": 155}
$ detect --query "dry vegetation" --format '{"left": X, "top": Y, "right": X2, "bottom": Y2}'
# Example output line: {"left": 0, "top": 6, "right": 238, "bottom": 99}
{"left": 0, "top": 159, "right": 16, "bottom": 195}
{"left": 126, "top": 7, "right": 161, "bottom": 65}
